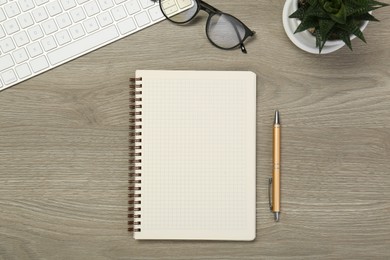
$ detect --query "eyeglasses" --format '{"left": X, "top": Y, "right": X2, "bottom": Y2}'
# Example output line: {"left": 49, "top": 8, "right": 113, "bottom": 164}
{"left": 156, "top": 0, "right": 255, "bottom": 53}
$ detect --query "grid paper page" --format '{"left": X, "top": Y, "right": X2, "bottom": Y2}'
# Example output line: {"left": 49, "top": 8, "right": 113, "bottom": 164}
{"left": 134, "top": 70, "right": 256, "bottom": 240}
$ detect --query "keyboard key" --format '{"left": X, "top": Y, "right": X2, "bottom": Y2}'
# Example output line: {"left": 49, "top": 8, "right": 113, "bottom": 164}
{"left": 19, "top": 0, "right": 35, "bottom": 12}
{"left": 1, "top": 69, "right": 17, "bottom": 84}
{"left": 139, "top": 0, "right": 154, "bottom": 9}
{"left": 60, "top": 0, "right": 76, "bottom": 11}
{"left": 41, "top": 36, "right": 57, "bottom": 51}
{"left": 111, "top": 5, "right": 126, "bottom": 21}
{"left": 13, "top": 48, "right": 29, "bottom": 63}
{"left": 56, "top": 13, "right": 72, "bottom": 29}
{"left": 177, "top": 0, "right": 193, "bottom": 9}
{"left": 18, "top": 13, "right": 34, "bottom": 29}
{"left": 29, "top": 55, "right": 49, "bottom": 72}
{"left": 135, "top": 11, "right": 150, "bottom": 27}
{"left": 47, "top": 1, "right": 63, "bottom": 16}
{"left": 125, "top": 0, "right": 141, "bottom": 15}
{"left": 0, "top": 8, "right": 6, "bottom": 22}
{"left": 117, "top": 17, "right": 136, "bottom": 35}
{"left": 28, "top": 25, "right": 44, "bottom": 41}
{"left": 69, "top": 24, "right": 85, "bottom": 39}
{"left": 148, "top": 5, "right": 164, "bottom": 21}
{"left": 161, "top": 0, "right": 177, "bottom": 15}
{"left": 14, "top": 31, "right": 30, "bottom": 47}
{"left": 42, "top": 19, "right": 58, "bottom": 34}
{"left": 0, "top": 37, "right": 16, "bottom": 53}
{"left": 3, "top": 18, "right": 20, "bottom": 35}
{"left": 0, "top": 25, "right": 5, "bottom": 39}
{"left": 0, "top": 54, "right": 14, "bottom": 71}
{"left": 84, "top": 1, "right": 100, "bottom": 16}
{"left": 55, "top": 30, "right": 71, "bottom": 45}
{"left": 32, "top": 6, "right": 48, "bottom": 22}
{"left": 83, "top": 17, "right": 99, "bottom": 33}
{"left": 48, "top": 25, "right": 119, "bottom": 65}
{"left": 97, "top": 11, "right": 113, "bottom": 27}
{"left": 97, "top": 0, "right": 113, "bottom": 11}
{"left": 70, "top": 6, "right": 86, "bottom": 23}
{"left": 4, "top": 2, "right": 21, "bottom": 18}
{"left": 34, "top": 0, "right": 49, "bottom": 6}
{"left": 15, "top": 63, "right": 32, "bottom": 79}
{"left": 27, "top": 42, "right": 43, "bottom": 57}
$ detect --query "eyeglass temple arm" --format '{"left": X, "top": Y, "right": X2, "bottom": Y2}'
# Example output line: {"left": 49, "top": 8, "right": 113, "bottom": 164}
{"left": 238, "top": 30, "right": 256, "bottom": 53}
{"left": 233, "top": 19, "right": 256, "bottom": 53}
{"left": 237, "top": 27, "right": 256, "bottom": 53}
{"left": 229, "top": 17, "right": 247, "bottom": 54}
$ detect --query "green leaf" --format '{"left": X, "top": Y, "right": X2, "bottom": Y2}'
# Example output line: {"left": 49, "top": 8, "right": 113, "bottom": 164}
{"left": 321, "top": 0, "right": 342, "bottom": 12}
{"left": 336, "top": 21, "right": 366, "bottom": 42}
{"left": 345, "top": 6, "right": 365, "bottom": 16}
{"left": 354, "top": 13, "right": 379, "bottom": 21}
{"left": 314, "top": 29, "right": 328, "bottom": 53}
{"left": 368, "top": 0, "right": 389, "bottom": 8}
{"left": 307, "top": 0, "right": 318, "bottom": 6}
{"left": 315, "top": 29, "right": 321, "bottom": 51}
{"left": 345, "top": 0, "right": 387, "bottom": 16}
{"left": 294, "top": 16, "right": 319, "bottom": 33}
{"left": 346, "top": 0, "right": 369, "bottom": 6}
{"left": 344, "top": 0, "right": 367, "bottom": 16}
{"left": 289, "top": 7, "right": 306, "bottom": 19}
{"left": 305, "top": 4, "right": 330, "bottom": 18}
{"left": 319, "top": 19, "right": 336, "bottom": 39}
{"left": 329, "top": 3, "right": 347, "bottom": 24}
{"left": 319, "top": 36, "right": 327, "bottom": 53}
{"left": 339, "top": 31, "right": 353, "bottom": 50}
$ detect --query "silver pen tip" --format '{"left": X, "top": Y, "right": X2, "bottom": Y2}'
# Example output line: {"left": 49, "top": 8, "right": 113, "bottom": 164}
{"left": 274, "top": 212, "right": 280, "bottom": 222}
{"left": 274, "top": 110, "right": 280, "bottom": 125}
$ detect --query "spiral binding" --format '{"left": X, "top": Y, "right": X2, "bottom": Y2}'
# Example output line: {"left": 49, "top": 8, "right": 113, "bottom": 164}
{"left": 128, "top": 77, "right": 142, "bottom": 233}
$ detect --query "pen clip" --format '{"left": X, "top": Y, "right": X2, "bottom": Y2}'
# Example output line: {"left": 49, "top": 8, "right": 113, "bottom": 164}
{"left": 268, "top": 178, "right": 273, "bottom": 211}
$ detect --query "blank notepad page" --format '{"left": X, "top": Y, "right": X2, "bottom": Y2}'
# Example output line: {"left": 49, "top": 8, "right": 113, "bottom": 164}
{"left": 134, "top": 70, "right": 256, "bottom": 240}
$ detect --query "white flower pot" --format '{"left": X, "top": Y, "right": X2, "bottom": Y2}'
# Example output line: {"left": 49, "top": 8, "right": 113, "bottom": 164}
{"left": 282, "top": 0, "right": 370, "bottom": 54}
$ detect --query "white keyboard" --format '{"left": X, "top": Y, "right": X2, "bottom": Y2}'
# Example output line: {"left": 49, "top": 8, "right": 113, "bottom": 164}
{"left": 0, "top": 0, "right": 166, "bottom": 91}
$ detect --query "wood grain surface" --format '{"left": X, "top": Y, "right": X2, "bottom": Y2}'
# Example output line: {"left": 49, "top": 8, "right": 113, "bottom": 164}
{"left": 1, "top": 1, "right": 389, "bottom": 259}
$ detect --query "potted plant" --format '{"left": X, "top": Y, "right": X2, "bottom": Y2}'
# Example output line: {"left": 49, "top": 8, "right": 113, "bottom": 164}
{"left": 282, "top": 0, "right": 388, "bottom": 54}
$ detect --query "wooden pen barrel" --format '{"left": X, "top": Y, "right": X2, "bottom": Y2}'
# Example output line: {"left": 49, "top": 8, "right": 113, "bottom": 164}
{"left": 273, "top": 124, "right": 281, "bottom": 212}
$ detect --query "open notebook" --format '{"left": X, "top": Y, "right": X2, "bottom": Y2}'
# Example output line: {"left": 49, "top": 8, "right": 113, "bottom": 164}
{"left": 128, "top": 70, "right": 256, "bottom": 240}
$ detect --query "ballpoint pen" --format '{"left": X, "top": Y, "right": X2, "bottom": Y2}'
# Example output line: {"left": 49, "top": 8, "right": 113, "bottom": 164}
{"left": 269, "top": 110, "right": 281, "bottom": 222}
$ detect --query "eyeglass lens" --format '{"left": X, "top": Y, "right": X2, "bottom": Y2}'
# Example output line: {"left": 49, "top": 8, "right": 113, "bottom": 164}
{"left": 159, "top": 0, "right": 250, "bottom": 50}
{"left": 160, "top": 0, "right": 198, "bottom": 23}
{"left": 207, "top": 13, "right": 247, "bottom": 49}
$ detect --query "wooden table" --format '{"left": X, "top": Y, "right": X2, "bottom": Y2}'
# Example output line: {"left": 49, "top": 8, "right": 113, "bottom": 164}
{"left": 1, "top": 1, "right": 389, "bottom": 259}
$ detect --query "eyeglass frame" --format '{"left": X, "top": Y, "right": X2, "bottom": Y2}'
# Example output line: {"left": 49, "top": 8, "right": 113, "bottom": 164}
{"left": 157, "top": 0, "right": 256, "bottom": 53}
